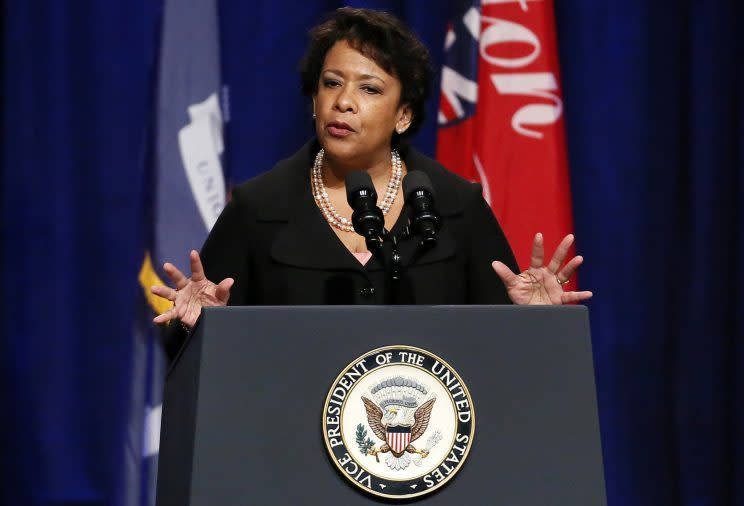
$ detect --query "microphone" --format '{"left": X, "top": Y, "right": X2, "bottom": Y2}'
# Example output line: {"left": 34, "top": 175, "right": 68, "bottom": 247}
{"left": 403, "top": 171, "right": 440, "bottom": 247}
{"left": 346, "top": 171, "right": 385, "bottom": 250}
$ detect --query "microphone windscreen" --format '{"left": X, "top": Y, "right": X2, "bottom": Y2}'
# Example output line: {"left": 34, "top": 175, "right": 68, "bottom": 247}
{"left": 345, "top": 171, "right": 376, "bottom": 204}
{"left": 403, "top": 171, "right": 436, "bottom": 200}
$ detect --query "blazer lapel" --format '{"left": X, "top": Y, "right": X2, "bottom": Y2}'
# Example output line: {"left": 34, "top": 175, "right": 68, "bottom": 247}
{"left": 262, "top": 140, "right": 365, "bottom": 272}
{"left": 270, "top": 188, "right": 368, "bottom": 272}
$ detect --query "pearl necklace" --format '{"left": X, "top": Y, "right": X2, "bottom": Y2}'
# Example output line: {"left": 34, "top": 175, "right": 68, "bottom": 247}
{"left": 311, "top": 148, "right": 402, "bottom": 233}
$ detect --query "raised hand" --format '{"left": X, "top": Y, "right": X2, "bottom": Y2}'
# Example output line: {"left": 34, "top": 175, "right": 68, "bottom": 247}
{"left": 150, "top": 250, "right": 234, "bottom": 328}
{"left": 491, "top": 233, "right": 593, "bottom": 305}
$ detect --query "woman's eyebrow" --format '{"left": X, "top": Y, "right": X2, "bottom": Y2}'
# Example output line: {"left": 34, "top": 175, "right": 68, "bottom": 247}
{"left": 323, "top": 69, "right": 385, "bottom": 84}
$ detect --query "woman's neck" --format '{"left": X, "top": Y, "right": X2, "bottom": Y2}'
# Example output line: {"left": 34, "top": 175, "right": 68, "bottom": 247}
{"left": 322, "top": 149, "right": 392, "bottom": 189}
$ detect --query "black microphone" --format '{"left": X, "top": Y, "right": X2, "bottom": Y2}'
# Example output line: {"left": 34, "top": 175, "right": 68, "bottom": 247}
{"left": 346, "top": 171, "right": 385, "bottom": 250}
{"left": 403, "top": 171, "right": 440, "bottom": 247}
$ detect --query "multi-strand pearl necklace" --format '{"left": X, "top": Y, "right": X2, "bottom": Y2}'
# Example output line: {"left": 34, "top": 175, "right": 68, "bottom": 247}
{"left": 311, "top": 148, "right": 402, "bottom": 233}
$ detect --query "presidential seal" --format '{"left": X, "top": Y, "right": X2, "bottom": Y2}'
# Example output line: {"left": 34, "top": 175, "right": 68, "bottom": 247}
{"left": 322, "top": 345, "right": 475, "bottom": 500}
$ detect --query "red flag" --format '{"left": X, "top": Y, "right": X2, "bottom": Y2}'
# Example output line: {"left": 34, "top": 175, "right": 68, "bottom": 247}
{"left": 437, "top": 0, "right": 576, "bottom": 290}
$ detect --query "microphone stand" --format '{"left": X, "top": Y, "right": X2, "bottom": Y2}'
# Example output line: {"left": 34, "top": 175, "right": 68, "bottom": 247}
{"left": 377, "top": 223, "right": 435, "bottom": 305}
{"left": 365, "top": 229, "right": 400, "bottom": 305}
{"left": 354, "top": 209, "right": 437, "bottom": 305}
{"left": 349, "top": 170, "right": 440, "bottom": 304}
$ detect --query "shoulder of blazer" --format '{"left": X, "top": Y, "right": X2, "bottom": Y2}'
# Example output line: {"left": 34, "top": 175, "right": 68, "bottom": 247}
{"left": 230, "top": 140, "right": 316, "bottom": 222}
{"left": 230, "top": 139, "right": 482, "bottom": 221}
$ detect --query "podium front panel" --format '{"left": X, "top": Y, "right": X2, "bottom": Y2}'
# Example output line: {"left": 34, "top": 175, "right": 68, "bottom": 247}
{"left": 157, "top": 305, "right": 605, "bottom": 505}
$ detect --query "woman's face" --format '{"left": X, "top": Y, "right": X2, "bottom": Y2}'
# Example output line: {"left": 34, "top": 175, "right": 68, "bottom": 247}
{"left": 314, "top": 40, "right": 411, "bottom": 167}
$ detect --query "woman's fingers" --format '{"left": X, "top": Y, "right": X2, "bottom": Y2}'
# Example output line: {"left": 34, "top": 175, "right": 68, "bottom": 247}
{"left": 557, "top": 255, "right": 583, "bottom": 283}
{"left": 151, "top": 284, "right": 177, "bottom": 301}
{"left": 530, "top": 232, "right": 545, "bottom": 269}
{"left": 153, "top": 307, "right": 177, "bottom": 324}
{"left": 215, "top": 278, "right": 234, "bottom": 304}
{"left": 189, "top": 250, "right": 206, "bottom": 282}
{"left": 492, "top": 261, "right": 520, "bottom": 288}
{"left": 547, "top": 234, "right": 574, "bottom": 273}
{"left": 163, "top": 262, "right": 189, "bottom": 290}
{"left": 560, "top": 290, "right": 593, "bottom": 304}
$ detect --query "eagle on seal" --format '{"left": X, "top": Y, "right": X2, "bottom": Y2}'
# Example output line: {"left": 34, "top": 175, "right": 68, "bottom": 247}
{"left": 360, "top": 375, "right": 436, "bottom": 468}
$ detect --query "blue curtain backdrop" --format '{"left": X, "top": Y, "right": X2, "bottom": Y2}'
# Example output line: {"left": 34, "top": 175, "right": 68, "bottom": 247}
{"left": 555, "top": 2, "right": 743, "bottom": 504}
{"left": 2, "top": 1, "right": 742, "bottom": 505}
{"left": 1, "top": 2, "right": 161, "bottom": 505}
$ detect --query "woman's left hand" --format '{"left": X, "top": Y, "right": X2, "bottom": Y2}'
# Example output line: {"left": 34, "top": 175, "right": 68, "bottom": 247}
{"left": 491, "top": 233, "right": 593, "bottom": 305}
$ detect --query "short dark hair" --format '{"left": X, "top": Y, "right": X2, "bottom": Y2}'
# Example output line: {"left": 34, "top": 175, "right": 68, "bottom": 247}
{"left": 300, "top": 7, "right": 433, "bottom": 140}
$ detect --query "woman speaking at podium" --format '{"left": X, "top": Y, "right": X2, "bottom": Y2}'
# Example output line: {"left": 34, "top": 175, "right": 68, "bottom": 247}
{"left": 150, "top": 8, "right": 592, "bottom": 358}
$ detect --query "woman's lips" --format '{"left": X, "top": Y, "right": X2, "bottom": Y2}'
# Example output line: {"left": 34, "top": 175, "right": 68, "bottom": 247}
{"left": 327, "top": 122, "right": 355, "bottom": 138}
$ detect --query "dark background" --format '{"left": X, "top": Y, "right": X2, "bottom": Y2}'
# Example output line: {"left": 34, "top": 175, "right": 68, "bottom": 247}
{"left": 2, "top": 1, "right": 742, "bottom": 505}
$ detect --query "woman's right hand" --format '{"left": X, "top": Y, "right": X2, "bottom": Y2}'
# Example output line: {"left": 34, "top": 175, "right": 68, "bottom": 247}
{"left": 150, "top": 250, "right": 234, "bottom": 328}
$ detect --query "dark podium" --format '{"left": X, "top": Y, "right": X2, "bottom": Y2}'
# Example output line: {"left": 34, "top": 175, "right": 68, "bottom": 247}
{"left": 156, "top": 306, "right": 606, "bottom": 505}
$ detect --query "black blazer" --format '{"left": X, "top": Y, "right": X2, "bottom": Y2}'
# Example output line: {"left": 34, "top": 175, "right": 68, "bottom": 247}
{"left": 164, "top": 140, "right": 518, "bottom": 358}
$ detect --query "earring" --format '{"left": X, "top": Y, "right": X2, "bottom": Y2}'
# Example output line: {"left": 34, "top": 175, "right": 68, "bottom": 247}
{"left": 313, "top": 112, "right": 316, "bottom": 119}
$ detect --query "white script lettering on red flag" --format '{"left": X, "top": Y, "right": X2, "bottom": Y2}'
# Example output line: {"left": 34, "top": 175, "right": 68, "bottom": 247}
{"left": 437, "top": 0, "right": 577, "bottom": 285}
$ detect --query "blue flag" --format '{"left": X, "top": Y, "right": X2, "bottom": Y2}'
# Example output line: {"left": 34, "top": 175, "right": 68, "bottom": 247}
{"left": 128, "top": 0, "right": 225, "bottom": 504}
